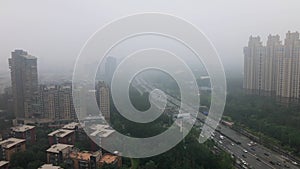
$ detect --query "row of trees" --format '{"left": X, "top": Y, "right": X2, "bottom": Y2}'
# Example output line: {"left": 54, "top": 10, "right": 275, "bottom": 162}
{"left": 224, "top": 77, "right": 300, "bottom": 156}
{"left": 109, "top": 86, "right": 234, "bottom": 169}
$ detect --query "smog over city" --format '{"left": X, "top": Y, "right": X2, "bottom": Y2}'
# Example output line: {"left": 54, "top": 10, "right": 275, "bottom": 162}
{"left": 0, "top": 1, "right": 300, "bottom": 169}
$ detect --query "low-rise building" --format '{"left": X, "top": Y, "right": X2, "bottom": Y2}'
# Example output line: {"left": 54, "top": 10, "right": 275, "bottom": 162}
{"left": 62, "top": 122, "right": 80, "bottom": 131}
{"left": 11, "top": 125, "right": 36, "bottom": 144}
{"left": 46, "top": 144, "right": 73, "bottom": 166}
{"left": 38, "top": 164, "right": 63, "bottom": 169}
{"left": 0, "top": 161, "right": 9, "bottom": 169}
{"left": 0, "top": 138, "right": 26, "bottom": 161}
{"left": 88, "top": 124, "right": 115, "bottom": 151}
{"left": 99, "top": 154, "right": 122, "bottom": 168}
{"left": 63, "top": 122, "right": 88, "bottom": 143}
{"left": 68, "top": 150, "right": 101, "bottom": 169}
{"left": 48, "top": 129, "right": 75, "bottom": 145}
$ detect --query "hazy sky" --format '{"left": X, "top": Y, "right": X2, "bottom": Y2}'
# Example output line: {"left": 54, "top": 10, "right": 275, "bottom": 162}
{"left": 1, "top": 0, "right": 300, "bottom": 76}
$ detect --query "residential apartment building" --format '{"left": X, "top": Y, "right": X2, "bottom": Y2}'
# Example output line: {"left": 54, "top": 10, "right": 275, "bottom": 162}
{"left": 11, "top": 125, "right": 36, "bottom": 144}
{"left": 46, "top": 144, "right": 73, "bottom": 166}
{"left": 243, "top": 36, "right": 266, "bottom": 93}
{"left": 8, "top": 50, "right": 39, "bottom": 118}
{"left": 40, "top": 84, "right": 76, "bottom": 120}
{"left": 48, "top": 129, "right": 75, "bottom": 145}
{"left": 244, "top": 31, "right": 300, "bottom": 99}
{"left": 68, "top": 150, "right": 101, "bottom": 169}
{"left": 96, "top": 81, "right": 110, "bottom": 122}
{"left": 104, "top": 56, "right": 117, "bottom": 85}
{"left": 99, "top": 154, "right": 122, "bottom": 168}
{"left": 0, "top": 138, "right": 26, "bottom": 161}
{"left": 277, "top": 31, "right": 300, "bottom": 98}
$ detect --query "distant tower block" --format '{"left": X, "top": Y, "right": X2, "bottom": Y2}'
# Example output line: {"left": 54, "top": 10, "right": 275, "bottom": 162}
{"left": 9, "top": 50, "right": 38, "bottom": 118}
{"left": 96, "top": 81, "right": 110, "bottom": 122}
{"left": 244, "top": 31, "right": 300, "bottom": 99}
{"left": 104, "top": 56, "right": 117, "bottom": 85}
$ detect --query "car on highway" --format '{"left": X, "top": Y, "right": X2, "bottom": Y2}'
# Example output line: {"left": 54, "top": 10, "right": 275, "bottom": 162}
{"left": 269, "top": 161, "right": 275, "bottom": 165}
{"left": 241, "top": 159, "right": 248, "bottom": 166}
{"left": 242, "top": 154, "right": 247, "bottom": 158}
{"left": 292, "top": 161, "right": 298, "bottom": 165}
{"left": 243, "top": 149, "right": 248, "bottom": 153}
{"left": 276, "top": 162, "right": 282, "bottom": 166}
{"left": 242, "top": 165, "right": 248, "bottom": 169}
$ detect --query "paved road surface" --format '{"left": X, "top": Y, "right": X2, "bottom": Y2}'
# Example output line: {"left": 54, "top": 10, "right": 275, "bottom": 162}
{"left": 133, "top": 78, "right": 299, "bottom": 169}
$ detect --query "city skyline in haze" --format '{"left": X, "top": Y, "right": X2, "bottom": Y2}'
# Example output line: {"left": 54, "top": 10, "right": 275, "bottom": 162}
{"left": 1, "top": 0, "right": 300, "bottom": 77}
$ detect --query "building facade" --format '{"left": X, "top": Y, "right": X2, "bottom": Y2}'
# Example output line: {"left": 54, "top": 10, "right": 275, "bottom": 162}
{"left": 104, "top": 56, "right": 117, "bottom": 85}
{"left": 48, "top": 129, "right": 75, "bottom": 145}
{"left": 244, "top": 31, "right": 300, "bottom": 99}
{"left": 40, "top": 84, "right": 76, "bottom": 120}
{"left": 46, "top": 144, "right": 73, "bottom": 166}
{"left": 67, "top": 150, "right": 101, "bottom": 169}
{"left": 11, "top": 125, "right": 36, "bottom": 144}
{"left": 96, "top": 82, "right": 110, "bottom": 122}
{"left": 0, "top": 138, "right": 26, "bottom": 161}
{"left": 8, "top": 50, "right": 39, "bottom": 118}
{"left": 243, "top": 36, "right": 266, "bottom": 93}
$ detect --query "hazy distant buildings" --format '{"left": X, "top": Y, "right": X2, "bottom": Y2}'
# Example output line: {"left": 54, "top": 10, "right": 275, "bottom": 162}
{"left": 244, "top": 36, "right": 266, "bottom": 93}
{"left": 8, "top": 50, "right": 38, "bottom": 118}
{"left": 39, "top": 84, "right": 76, "bottom": 120}
{"left": 3, "top": 87, "right": 13, "bottom": 116}
{"left": 104, "top": 56, "right": 117, "bottom": 85}
{"left": 277, "top": 31, "right": 300, "bottom": 98}
{"left": 96, "top": 81, "right": 110, "bottom": 122}
{"left": 244, "top": 31, "right": 300, "bottom": 99}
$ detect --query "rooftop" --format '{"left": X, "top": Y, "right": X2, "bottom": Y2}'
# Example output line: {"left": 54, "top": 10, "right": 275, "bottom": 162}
{"left": 69, "top": 150, "right": 101, "bottom": 161}
{"left": 99, "top": 154, "right": 118, "bottom": 164}
{"left": 11, "top": 124, "right": 35, "bottom": 132}
{"left": 46, "top": 143, "right": 73, "bottom": 153}
{"left": 62, "top": 122, "right": 80, "bottom": 130}
{"left": 21, "top": 54, "right": 36, "bottom": 60}
{"left": 90, "top": 124, "right": 115, "bottom": 137}
{"left": 0, "top": 138, "right": 25, "bottom": 149}
{"left": 70, "top": 151, "right": 92, "bottom": 161}
{"left": 0, "top": 161, "right": 9, "bottom": 167}
{"left": 48, "top": 129, "right": 74, "bottom": 138}
{"left": 38, "top": 164, "right": 63, "bottom": 169}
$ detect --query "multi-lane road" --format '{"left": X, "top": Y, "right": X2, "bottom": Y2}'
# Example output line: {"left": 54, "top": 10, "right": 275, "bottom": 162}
{"left": 214, "top": 127, "right": 297, "bottom": 169}
{"left": 132, "top": 77, "right": 299, "bottom": 169}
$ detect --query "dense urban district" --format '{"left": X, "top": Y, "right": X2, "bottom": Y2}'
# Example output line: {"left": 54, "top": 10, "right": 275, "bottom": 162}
{"left": 0, "top": 31, "right": 300, "bottom": 169}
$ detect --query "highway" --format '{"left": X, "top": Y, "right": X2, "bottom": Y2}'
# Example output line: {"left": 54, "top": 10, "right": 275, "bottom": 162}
{"left": 132, "top": 77, "right": 299, "bottom": 169}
